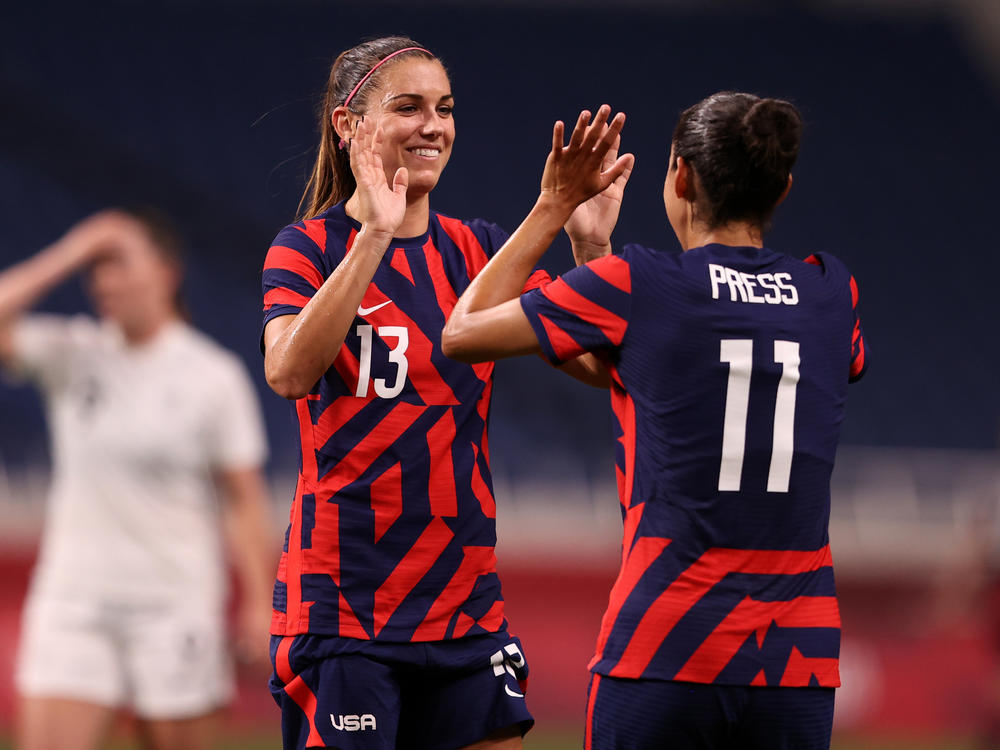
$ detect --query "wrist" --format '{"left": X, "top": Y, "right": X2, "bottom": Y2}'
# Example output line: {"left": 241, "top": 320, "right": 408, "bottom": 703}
{"left": 570, "top": 236, "right": 612, "bottom": 250}
{"left": 568, "top": 235, "right": 610, "bottom": 251}
{"left": 569, "top": 237, "right": 612, "bottom": 266}
{"left": 534, "top": 192, "right": 576, "bottom": 225}
{"left": 356, "top": 225, "right": 395, "bottom": 249}
{"left": 47, "top": 237, "right": 91, "bottom": 269}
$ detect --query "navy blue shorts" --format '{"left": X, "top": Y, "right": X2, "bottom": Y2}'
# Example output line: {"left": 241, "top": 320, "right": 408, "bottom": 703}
{"left": 585, "top": 674, "right": 834, "bottom": 750}
{"left": 270, "top": 632, "right": 533, "bottom": 750}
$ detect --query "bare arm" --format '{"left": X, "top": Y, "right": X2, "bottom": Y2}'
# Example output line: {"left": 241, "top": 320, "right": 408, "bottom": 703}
{"left": 552, "top": 131, "right": 634, "bottom": 388}
{"left": 264, "top": 119, "right": 408, "bottom": 399}
{"left": 442, "top": 106, "right": 633, "bottom": 364}
{"left": 217, "top": 465, "right": 278, "bottom": 667}
{"left": 0, "top": 210, "right": 139, "bottom": 364}
{"left": 263, "top": 226, "right": 395, "bottom": 398}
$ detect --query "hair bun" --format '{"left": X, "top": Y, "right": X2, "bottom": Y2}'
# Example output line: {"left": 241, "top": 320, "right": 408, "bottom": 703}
{"left": 742, "top": 98, "right": 802, "bottom": 171}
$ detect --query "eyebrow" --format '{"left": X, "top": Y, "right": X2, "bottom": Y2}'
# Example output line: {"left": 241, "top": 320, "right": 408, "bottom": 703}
{"left": 385, "top": 93, "right": 454, "bottom": 103}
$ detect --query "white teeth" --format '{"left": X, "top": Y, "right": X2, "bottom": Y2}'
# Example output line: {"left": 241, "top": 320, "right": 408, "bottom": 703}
{"left": 411, "top": 148, "right": 439, "bottom": 157}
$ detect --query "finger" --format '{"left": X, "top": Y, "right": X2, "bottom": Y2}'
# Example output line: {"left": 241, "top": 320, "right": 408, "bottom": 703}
{"left": 367, "top": 123, "right": 386, "bottom": 168}
{"left": 614, "top": 154, "right": 634, "bottom": 188}
{"left": 599, "top": 152, "right": 635, "bottom": 190}
{"left": 602, "top": 134, "right": 622, "bottom": 169}
{"left": 581, "top": 105, "right": 612, "bottom": 153}
{"left": 567, "top": 109, "right": 591, "bottom": 151}
{"left": 551, "top": 120, "right": 564, "bottom": 155}
{"left": 593, "top": 111, "right": 626, "bottom": 162}
{"left": 349, "top": 118, "right": 369, "bottom": 167}
{"left": 392, "top": 167, "right": 409, "bottom": 196}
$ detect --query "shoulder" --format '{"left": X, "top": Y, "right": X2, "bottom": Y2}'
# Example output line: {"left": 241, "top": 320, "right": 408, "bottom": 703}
{"left": 173, "top": 325, "right": 253, "bottom": 386}
{"left": 22, "top": 313, "right": 108, "bottom": 349}
{"left": 579, "top": 248, "right": 641, "bottom": 292}
{"left": 19, "top": 312, "right": 98, "bottom": 335}
{"left": 799, "top": 250, "right": 853, "bottom": 280}
{"left": 268, "top": 204, "right": 355, "bottom": 257}
{"left": 6, "top": 315, "right": 111, "bottom": 386}
{"left": 617, "top": 242, "right": 683, "bottom": 283}
{"left": 795, "top": 250, "right": 861, "bottom": 300}
{"left": 431, "top": 210, "right": 508, "bottom": 254}
{"left": 620, "top": 242, "right": 675, "bottom": 264}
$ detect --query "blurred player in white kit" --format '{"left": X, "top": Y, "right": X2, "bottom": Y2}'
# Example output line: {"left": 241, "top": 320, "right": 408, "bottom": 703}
{"left": 0, "top": 210, "right": 276, "bottom": 750}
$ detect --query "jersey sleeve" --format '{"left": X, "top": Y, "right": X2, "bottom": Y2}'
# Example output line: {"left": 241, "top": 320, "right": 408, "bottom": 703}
{"left": 805, "top": 252, "right": 869, "bottom": 383}
{"left": 847, "top": 274, "right": 868, "bottom": 382}
{"left": 205, "top": 354, "right": 269, "bottom": 470}
{"left": 519, "top": 252, "right": 632, "bottom": 365}
{"left": 4, "top": 314, "right": 95, "bottom": 391}
{"left": 261, "top": 223, "right": 328, "bottom": 331}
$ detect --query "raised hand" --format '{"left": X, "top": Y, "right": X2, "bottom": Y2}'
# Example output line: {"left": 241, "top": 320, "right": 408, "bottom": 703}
{"left": 349, "top": 117, "right": 409, "bottom": 237}
{"left": 564, "top": 132, "right": 634, "bottom": 263}
{"left": 55, "top": 209, "right": 148, "bottom": 268}
{"left": 540, "top": 105, "right": 634, "bottom": 214}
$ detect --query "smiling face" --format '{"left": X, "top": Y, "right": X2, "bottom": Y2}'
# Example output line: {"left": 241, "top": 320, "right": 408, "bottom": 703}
{"left": 349, "top": 58, "right": 455, "bottom": 199}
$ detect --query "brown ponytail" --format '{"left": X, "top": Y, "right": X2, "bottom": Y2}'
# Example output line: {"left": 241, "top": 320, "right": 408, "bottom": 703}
{"left": 297, "top": 37, "right": 436, "bottom": 220}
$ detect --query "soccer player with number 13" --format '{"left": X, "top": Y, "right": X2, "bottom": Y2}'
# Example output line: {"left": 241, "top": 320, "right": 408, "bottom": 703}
{"left": 260, "top": 36, "right": 610, "bottom": 750}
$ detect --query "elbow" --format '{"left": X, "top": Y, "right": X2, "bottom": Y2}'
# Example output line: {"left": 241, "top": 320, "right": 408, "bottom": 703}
{"left": 267, "top": 374, "right": 310, "bottom": 401}
{"left": 439, "top": 328, "right": 464, "bottom": 361}
{"left": 264, "top": 360, "right": 312, "bottom": 401}
{"left": 441, "top": 319, "right": 476, "bottom": 363}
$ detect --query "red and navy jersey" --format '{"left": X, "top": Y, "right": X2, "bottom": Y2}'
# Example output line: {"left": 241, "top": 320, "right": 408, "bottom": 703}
{"left": 520, "top": 243, "right": 868, "bottom": 688}
{"left": 262, "top": 202, "right": 547, "bottom": 641}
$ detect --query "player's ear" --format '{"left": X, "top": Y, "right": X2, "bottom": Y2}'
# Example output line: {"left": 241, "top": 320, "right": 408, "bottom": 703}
{"left": 675, "top": 156, "right": 696, "bottom": 202}
{"left": 774, "top": 174, "right": 793, "bottom": 208}
{"left": 331, "top": 106, "right": 358, "bottom": 144}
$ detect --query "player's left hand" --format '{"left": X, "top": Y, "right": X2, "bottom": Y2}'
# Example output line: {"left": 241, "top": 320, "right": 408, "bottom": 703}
{"left": 540, "top": 105, "right": 634, "bottom": 213}
{"left": 564, "top": 132, "right": 634, "bottom": 262}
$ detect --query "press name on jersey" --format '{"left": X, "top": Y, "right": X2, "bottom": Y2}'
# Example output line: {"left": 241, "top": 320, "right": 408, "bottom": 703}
{"left": 708, "top": 263, "right": 799, "bottom": 305}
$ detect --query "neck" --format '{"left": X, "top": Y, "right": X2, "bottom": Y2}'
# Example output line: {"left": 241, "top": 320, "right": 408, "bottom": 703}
{"left": 681, "top": 220, "right": 762, "bottom": 251}
{"left": 345, "top": 192, "right": 431, "bottom": 240}
{"left": 398, "top": 193, "right": 431, "bottom": 237}
{"left": 120, "top": 312, "right": 176, "bottom": 347}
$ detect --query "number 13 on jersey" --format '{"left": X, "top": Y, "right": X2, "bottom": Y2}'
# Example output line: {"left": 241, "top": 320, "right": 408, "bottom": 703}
{"left": 718, "top": 339, "right": 800, "bottom": 493}
{"left": 355, "top": 324, "right": 409, "bottom": 399}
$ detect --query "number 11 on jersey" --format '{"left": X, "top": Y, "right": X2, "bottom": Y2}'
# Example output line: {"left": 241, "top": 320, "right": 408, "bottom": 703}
{"left": 718, "top": 339, "right": 800, "bottom": 493}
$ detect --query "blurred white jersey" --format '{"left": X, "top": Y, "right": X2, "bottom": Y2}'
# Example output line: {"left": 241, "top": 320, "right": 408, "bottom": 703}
{"left": 9, "top": 315, "right": 268, "bottom": 607}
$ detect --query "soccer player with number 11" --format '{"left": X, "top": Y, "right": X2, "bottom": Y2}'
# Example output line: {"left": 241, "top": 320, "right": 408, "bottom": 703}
{"left": 443, "top": 94, "right": 868, "bottom": 750}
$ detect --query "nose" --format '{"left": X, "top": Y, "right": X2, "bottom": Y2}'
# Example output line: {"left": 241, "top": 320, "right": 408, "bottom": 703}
{"left": 419, "top": 109, "right": 445, "bottom": 138}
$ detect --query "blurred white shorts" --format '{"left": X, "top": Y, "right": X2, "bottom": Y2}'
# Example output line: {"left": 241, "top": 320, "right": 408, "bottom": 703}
{"left": 15, "top": 591, "right": 234, "bottom": 720}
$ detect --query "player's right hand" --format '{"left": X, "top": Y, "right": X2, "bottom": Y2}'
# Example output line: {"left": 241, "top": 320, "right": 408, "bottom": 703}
{"left": 539, "top": 105, "right": 634, "bottom": 215}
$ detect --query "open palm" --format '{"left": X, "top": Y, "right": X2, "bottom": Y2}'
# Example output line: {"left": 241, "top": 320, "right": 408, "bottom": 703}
{"left": 350, "top": 118, "right": 408, "bottom": 237}
{"left": 540, "top": 106, "right": 634, "bottom": 217}
{"left": 565, "top": 135, "right": 633, "bottom": 250}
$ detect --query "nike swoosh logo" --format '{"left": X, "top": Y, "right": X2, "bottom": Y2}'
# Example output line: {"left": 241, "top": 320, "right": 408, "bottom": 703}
{"left": 357, "top": 300, "right": 393, "bottom": 316}
{"left": 505, "top": 685, "right": 525, "bottom": 698}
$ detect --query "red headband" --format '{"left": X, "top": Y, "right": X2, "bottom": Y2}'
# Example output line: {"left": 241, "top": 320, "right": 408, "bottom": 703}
{"left": 342, "top": 46, "right": 432, "bottom": 109}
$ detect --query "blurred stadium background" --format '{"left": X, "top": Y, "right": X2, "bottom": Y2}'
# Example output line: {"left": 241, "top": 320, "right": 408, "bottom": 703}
{"left": 2, "top": 0, "right": 999, "bottom": 747}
